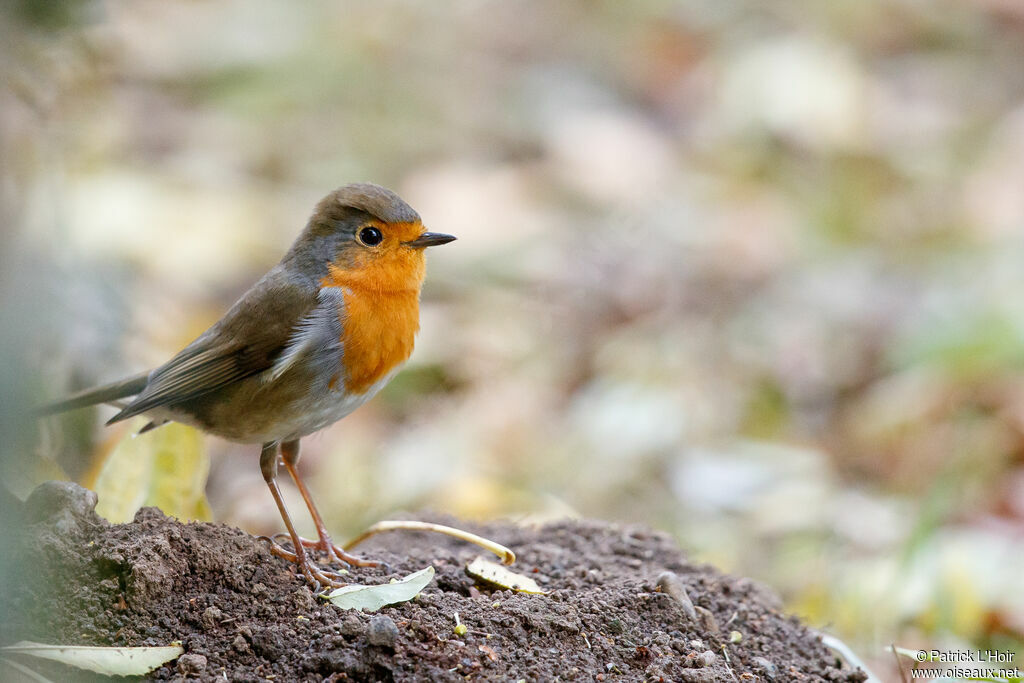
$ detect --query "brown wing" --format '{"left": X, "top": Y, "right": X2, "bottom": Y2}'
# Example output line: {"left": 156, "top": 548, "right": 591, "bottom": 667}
{"left": 107, "top": 266, "right": 318, "bottom": 424}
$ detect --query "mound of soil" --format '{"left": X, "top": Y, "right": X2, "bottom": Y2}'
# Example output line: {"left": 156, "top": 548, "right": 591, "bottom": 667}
{"left": 0, "top": 482, "right": 864, "bottom": 682}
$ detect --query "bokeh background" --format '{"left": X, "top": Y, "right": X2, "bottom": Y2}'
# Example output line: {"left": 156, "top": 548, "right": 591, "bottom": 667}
{"left": 3, "top": 0, "right": 1024, "bottom": 676}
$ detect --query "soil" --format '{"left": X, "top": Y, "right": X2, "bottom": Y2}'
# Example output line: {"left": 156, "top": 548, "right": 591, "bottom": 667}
{"left": 0, "top": 482, "right": 865, "bottom": 682}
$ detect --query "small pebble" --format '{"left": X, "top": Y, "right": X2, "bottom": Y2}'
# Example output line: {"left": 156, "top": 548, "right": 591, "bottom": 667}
{"left": 231, "top": 634, "right": 249, "bottom": 653}
{"left": 656, "top": 572, "right": 697, "bottom": 621}
{"left": 201, "top": 606, "right": 223, "bottom": 630}
{"left": 695, "top": 650, "right": 717, "bottom": 668}
{"left": 291, "top": 589, "right": 315, "bottom": 611}
{"left": 694, "top": 606, "right": 719, "bottom": 634}
{"left": 753, "top": 656, "right": 778, "bottom": 679}
{"left": 176, "top": 653, "right": 207, "bottom": 676}
{"left": 338, "top": 614, "right": 364, "bottom": 637}
{"left": 367, "top": 615, "right": 398, "bottom": 648}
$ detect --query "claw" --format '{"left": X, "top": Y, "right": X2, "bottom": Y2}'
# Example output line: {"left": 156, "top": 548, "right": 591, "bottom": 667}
{"left": 269, "top": 532, "right": 379, "bottom": 569}
{"left": 312, "top": 536, "right": 380, "bottom": 568}
{"left": 258, "top": 535, "right": 348, "bottom": 589}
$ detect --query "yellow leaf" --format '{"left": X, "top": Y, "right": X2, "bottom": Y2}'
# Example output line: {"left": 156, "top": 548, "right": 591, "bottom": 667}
{"left": 88, "top": 420, "right": 211, "bottom": 523}
{"left": 466, "top": 557, "right": 545, "bottom": 594}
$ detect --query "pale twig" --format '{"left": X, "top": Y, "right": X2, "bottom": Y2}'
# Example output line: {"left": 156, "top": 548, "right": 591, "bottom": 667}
{"left": 344, "top": 520, "right": 516, "bottom": 565}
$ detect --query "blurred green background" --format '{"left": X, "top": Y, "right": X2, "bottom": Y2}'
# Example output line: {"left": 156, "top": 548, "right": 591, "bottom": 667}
{"left": 3, "top": 0, "right": 1023, "bottom": 677}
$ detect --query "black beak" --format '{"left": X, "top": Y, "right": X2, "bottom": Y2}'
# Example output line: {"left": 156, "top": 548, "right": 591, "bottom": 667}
{"left": 404, "top": 232, "right": 457, "bottom": 248}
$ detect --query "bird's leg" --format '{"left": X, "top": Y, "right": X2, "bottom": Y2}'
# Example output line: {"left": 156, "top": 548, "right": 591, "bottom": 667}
{"left": 279, "top": 439, "right": 380, "bottom": 568}
{"left": 258, "top": 442, "right": 346, "bottom": 589}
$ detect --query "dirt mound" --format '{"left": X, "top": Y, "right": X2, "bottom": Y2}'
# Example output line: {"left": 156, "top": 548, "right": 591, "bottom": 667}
{"left": 0, "top": 482, "right": 863, "bottom": 681}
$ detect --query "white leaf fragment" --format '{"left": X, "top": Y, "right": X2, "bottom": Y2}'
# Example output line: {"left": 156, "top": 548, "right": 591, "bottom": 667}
{"left": 2, "top": 641, "right": 183, "bottom": 676}
{"left": 466, "top": 557, "right": 545, "bottom": 594}
{"left": 326, "top": 566, "right": 435, "bottom": 611}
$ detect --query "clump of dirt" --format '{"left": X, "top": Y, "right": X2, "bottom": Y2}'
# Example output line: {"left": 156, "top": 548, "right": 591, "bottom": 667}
{"left": 1, "top": 482, "right": 864, "bottom": 682}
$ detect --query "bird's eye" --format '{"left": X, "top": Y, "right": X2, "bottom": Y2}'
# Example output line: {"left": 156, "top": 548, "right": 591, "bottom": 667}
{"left": 358, "top": 227, "right": 383, "bottom": 246}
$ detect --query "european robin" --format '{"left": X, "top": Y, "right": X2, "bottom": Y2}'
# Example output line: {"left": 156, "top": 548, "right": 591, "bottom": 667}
{"left": 39, "top": 183, "right": 455, "bottom": 588}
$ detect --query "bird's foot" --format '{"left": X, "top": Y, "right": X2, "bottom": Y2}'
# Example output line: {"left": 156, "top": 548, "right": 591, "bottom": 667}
{"left": 270, "top": 531, "right": 383, "bottom": 569}
{"left": 258, "top": 536, "right": 348, "bottom": 589}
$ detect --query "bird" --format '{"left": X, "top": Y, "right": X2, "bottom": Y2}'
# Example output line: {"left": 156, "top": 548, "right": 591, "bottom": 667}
{"left": 38, "top": 183, "right": 456, "bottom": 588}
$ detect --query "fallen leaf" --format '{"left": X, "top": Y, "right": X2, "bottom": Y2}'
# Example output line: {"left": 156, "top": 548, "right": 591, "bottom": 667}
{"left": 326, "top": 566, "right": 435, "bottom": 611}
{"left": 87, "top": 419, "right": 211, "bottom": 523}
{"left": 2, "top": 641, "right": 183, "bottom": 676}
{"left": 466, "top": 557, "right": 545, "bottom": 594}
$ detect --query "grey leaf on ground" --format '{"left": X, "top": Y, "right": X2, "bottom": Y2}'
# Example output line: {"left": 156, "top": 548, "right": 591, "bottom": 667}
{"left": 326, "top": 566, "right": 435, "bottom": 611}
{"left": 2, "top": 642, "right": 183, "bottom": 676}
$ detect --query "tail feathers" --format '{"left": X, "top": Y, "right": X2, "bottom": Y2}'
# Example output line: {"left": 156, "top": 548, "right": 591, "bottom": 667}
{"left": 35, "top": 371, "right": 151, "bottom": 417}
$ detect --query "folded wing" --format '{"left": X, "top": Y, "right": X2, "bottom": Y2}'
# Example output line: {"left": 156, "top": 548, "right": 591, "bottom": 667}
{"left": 107, "top": 267, "right": 319, "bottom": 424}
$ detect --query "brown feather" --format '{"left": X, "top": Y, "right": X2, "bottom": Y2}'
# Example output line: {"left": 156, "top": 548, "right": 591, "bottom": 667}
{"left": 107, "top": 266, "right": 318, "bottom": 424}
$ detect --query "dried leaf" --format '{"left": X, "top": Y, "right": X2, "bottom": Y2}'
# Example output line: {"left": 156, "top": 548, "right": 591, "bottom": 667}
{"left": 466, "top": 557, "right": 544, "bottom": 594}
{"left": 87, "top": 419, "right": 211, "bottom": 523}
{"left": 326, "top": 566, "right": 435, "bottom": 611}
{"left": 2, "top": 641, "right": 183, "bottom": 676}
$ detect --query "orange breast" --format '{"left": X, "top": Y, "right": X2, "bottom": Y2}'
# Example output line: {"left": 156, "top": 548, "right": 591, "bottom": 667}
{"left": 336, "top": 288, "right": 419, "bottom": 394}
{"left": 320, "top": 238, "right": 426, "bottom": 395}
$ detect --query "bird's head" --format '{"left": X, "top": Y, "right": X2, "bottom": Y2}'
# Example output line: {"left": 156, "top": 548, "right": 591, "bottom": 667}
{"left": 284, "top": 183, "right": 455, "bottom": 293}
